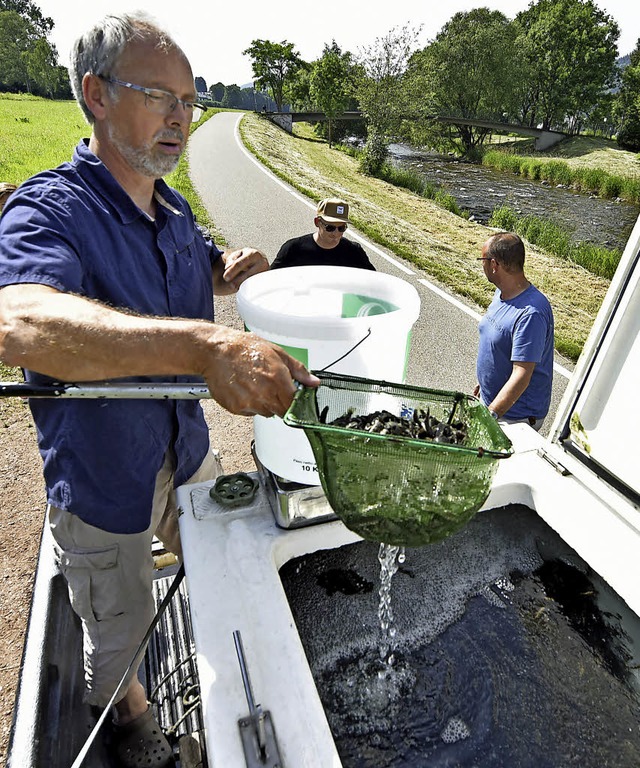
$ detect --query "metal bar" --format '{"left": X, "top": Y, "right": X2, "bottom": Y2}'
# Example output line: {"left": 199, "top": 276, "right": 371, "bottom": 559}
{"left": 234, "top": 630, "right": 284, "bottom": 767}
{"left": 233, "top": 630, "right": 259, "bottom": 719}
{"left": 180, "top": 593, "right": 203, "bottom": 735}
{"left": 172, "top": 588, "right": 199, "bottom": 735}
{"left": 157, "top": 582, "right": 176, "bottom": 730}
{"left": 0, "top": 381, "right": 211, "bottom": 399}
{"left": 164, "top": 591, "right": 184, "bottom": 733}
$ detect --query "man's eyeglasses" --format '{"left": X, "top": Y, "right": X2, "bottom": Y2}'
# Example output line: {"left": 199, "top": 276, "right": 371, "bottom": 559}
{"left": 319, "top": 219, "right": 347, "bottom": 233}
{"left": 97, "top": 75, "right": 207, "bottom": 123}
{"left": 477, "top": 257, "right": 493, "bottom": 261}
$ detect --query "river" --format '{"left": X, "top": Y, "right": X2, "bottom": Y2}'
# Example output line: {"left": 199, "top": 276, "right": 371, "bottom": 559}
{"left": 388, "top": 143, "right": 638, "bottom": 252}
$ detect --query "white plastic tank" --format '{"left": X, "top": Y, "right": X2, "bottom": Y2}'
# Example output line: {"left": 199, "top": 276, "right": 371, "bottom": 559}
{"left": 236, "top": 266, "right": 421, "bottom": 483}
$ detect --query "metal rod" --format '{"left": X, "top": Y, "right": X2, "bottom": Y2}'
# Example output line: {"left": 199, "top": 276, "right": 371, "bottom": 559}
{"left": 233, "top": 630, "right": 259, "bottom": 718}
{"left": 0, "top": 381, "right": 212, "bottom": 399}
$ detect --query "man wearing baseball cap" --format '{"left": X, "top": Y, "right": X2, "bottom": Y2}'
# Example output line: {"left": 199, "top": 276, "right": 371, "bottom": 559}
{"left": 270, "top": 198, "right": 376, "bottom": 270}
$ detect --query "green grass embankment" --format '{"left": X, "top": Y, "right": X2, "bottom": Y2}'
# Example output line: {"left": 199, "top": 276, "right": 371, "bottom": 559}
{"left": 482, "top": 137, "right": 640, "bottom": 205}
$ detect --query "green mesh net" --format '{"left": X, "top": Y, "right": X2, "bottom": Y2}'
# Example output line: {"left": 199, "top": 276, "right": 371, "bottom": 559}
{"left": 284, "top": 372, "right": 513, "bottom": 547}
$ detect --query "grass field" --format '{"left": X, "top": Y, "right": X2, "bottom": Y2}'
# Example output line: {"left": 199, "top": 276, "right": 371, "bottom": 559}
{"left": 0, "top": 94, "right": 87, "bottom": 182}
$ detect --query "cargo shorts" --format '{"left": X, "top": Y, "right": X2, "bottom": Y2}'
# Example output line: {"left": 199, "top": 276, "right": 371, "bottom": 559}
{"left": 48, "top": 448, "right": 221, "bottom": 707}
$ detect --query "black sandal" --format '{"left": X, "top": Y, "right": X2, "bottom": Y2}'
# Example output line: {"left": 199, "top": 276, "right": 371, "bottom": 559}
{"left": 111, "top": 706, "right": 175, "bottom": 767}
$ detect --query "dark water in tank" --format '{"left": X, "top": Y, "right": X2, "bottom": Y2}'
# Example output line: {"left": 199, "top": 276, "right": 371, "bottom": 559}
{"left": 387, "top": 143, "right": 639, "bottom": 252}
{"left": 280, "top": 505, "right": 640, "bottom": 767}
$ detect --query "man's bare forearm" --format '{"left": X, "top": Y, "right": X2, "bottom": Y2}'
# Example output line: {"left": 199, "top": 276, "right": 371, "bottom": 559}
{"left": 0, "top": 283, "right": 319, "bottom": 417}
{"left": 0, "top": 284, "right": 219, "bottom": 381}
{"left": 488, "top": 361, "right": 535, "bottom": 417}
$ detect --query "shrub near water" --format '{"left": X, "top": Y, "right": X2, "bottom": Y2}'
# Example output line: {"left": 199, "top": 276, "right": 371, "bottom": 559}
{"left": 490, "top": 205, "right": 621, "bottom": 279}
{"left": 542, "top": 160, "right": 573, "bottom": 186}
{"left": 482, "top": 148, "right": 640, "bottom": 205}
{"left": 375, "top": 162, "right": 465, "bottom": 216}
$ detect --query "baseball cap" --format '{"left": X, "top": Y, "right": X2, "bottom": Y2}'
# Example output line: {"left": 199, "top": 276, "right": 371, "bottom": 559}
{"left": 316, "top": 198, "right": 350, "bottom": 223}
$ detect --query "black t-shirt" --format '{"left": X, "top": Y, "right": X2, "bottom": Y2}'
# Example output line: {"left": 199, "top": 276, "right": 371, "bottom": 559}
{"left": 271, "top": 233, "right": 376, "bottom": 270}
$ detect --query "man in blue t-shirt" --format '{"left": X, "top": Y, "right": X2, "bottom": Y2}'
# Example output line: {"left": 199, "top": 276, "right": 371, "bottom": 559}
{"left": 474, "top": 232, "right": 554, "bottom": 431}
{"left": 0, "top": 12, "right": 317, "bottom": 765}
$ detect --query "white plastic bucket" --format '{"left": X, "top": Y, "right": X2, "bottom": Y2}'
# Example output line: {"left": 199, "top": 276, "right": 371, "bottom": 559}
{"left": 236, "top": 266, "right": 421, "bottom": 484}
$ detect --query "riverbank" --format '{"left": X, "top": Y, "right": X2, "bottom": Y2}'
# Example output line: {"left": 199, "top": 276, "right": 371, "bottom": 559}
{"left": 482, "top": 142, "right": 640, "bottom": 205}
{"left": 240, "top": 113, "right": 614, "bottom": 362}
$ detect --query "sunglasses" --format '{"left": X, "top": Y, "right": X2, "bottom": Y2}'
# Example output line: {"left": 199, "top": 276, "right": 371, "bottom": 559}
{"left": 319, "top": 219, "right": 347, "bottom": 233}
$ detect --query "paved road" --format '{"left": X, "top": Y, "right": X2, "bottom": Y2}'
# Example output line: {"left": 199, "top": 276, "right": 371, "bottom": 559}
{"left": 188, "top": 112, "right": 571, "bottom": 431}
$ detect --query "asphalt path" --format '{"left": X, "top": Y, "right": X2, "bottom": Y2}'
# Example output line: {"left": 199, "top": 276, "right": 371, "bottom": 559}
{"left": 188, "top": 112, "right": 571, "bottom": 431}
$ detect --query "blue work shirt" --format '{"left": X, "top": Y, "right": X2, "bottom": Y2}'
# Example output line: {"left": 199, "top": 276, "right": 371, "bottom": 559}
{"left": 476, "top": 284, "right": 554, "bottom": 421}
{"left": 0, "top": 140, "right": 222, "bottom": 533}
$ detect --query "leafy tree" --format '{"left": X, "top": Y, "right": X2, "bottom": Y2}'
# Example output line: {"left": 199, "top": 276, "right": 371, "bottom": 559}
{"left": 353, "top": 24, "right": 421, "bottom": 174}
{"left": 405, "top": 9, "right": 523, "bottom": 157}
{"left": 24, "top": 34, "right": 59, "bottom": 96}
{"left": 194, "top": 76, "right": 207, "bottom": 94}
{"left": 221, "top": 83, "right": 243, "bottom": 109}
{"left": 615, "top": 38, "right": 640, "bottom": 150}
{"left": 242, "top": 39, "right": 303, "bottom": 110}
{"left": 283, "top": 61, "right": 312, "bottom": 111}
{"left": 0, "top": 0, "right": 52, "bottom": 36}
{"left": 309, "top": 42, "right": 354, "bottom": 147}
{"left": 210, "top": 81, "right": 225, "bottom": 103}
{"left": 515, "top": 0, "right": 620, "bottom": 132}
{"left": 0, "top": 10, "right": 31, "bottom": 89}
{"left": 0, "top": 1, "right": 64, "bottom": 96}
{"left": 583, "top": 90, "right": 617, "bottom": 137}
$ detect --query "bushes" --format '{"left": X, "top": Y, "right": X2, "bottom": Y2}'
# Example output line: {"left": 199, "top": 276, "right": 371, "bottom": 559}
{"left": 542, "top": 160, "right": 573, "bottom": 186}
{"left": 358, "top": 131, "right": 388, "bottom": 175}
{"left": 573, "top": 167, "right": 606, "bottom": 194}
{"left": 617, "top": 117, "right": 640, "bottom": 152}
{"left": 524, "top": 159, "right": 544, "bottom": 180}
{"left": 378, "top": 163, "right": 425, "bottom": 194}
{"left": 620, "top": 177, "right": 640, "bottom": 202}
{"left": 482, "top": 149, "right": 640, "bottom": 205}
{"left": 489, "top": 205, "right": 621, "bottom": 279}
{"left": 482, "top": 150, "right": 521, "bottom": 175}
{"left": 370, "top": 160, "right": 466, "bottom": 216}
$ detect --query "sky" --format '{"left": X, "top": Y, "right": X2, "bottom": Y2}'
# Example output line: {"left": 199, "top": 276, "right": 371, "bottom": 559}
{"left": 35, "top": 0, "right": 638, "bottom": 89}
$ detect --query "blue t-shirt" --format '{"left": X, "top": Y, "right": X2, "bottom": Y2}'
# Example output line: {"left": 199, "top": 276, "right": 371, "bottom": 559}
{"left": 0, "top": 140, "right": 222, "bottom": 533}
{"left": 476, "top": 284, "right": 554, "bottom": 420}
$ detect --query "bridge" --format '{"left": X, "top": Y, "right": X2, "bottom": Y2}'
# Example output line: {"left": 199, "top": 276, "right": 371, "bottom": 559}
{"left": 263, "top": 111, "right": 567, "bottom": 151}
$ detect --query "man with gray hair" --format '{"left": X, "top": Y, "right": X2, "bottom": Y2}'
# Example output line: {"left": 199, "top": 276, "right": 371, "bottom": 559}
{"left": 0, "top": 11, "right": 317, "bottom": 767}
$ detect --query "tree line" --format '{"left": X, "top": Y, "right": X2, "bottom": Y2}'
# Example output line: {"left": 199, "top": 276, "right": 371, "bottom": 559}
{"left": 240, "top": 1, "right": 640, "bottom": 165}
{"left": 2, "top": 0, "right": 639, "bottom": 162}
{"left": 0, "top": 0, "right": 70, "bottom": 98}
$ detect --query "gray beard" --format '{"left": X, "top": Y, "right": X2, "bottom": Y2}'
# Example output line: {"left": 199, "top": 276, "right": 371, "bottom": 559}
{"left": 108, "top": 127, "right": 182, "bottom": 178}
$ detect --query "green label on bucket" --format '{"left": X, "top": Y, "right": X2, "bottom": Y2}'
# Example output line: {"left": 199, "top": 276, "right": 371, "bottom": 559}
{"left": 244, "top": 323, "right": 309, "bottom": 368}
{"left": 279, "top": 343, "right": 309, "bottom": 368}
{"left": 342, "top": 294, "right": 398, "bottom": 318}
